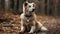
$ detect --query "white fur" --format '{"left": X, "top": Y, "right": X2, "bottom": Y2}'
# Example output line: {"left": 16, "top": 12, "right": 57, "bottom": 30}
{"left": 27, "top": 3, "right": 35, "bottom": 11}
{"left": 41, "top": 26, "right": 48, "bottom": 31}
{"left": 27, "top": 7, "right": 35, "bottom": 11}
{"left": 29, "top": 26, "right": 36, "bottom": 33}
{"left": 20, "top": 1, "right": 48, "bottom": 34}
{"left": 20, "top": 13, "right": 48, "bottom": 33}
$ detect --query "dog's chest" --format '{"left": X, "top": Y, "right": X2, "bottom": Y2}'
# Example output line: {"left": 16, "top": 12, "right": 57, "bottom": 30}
{"left": 24, "top": 15, "right": 33, "bottom": 22}
{"left": 23, "top": 15, "right": 34, "bottom": 26}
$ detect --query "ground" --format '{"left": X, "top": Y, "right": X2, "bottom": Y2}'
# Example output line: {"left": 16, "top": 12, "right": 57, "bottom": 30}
{"left": 0, "top": 12, "right": 60, "bottom": 34}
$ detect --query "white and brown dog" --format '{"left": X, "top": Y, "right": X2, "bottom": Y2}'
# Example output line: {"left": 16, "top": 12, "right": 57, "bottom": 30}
{"left": 20, "top": 1, "right": 48, "bottom": 33}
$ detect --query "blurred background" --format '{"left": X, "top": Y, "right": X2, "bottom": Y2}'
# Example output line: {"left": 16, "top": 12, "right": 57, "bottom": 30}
{"left": 0, "top": 0, "right": 60, "bottom": 34}
{"left": 0, "top": 0, "right": 60, "bottom": 16}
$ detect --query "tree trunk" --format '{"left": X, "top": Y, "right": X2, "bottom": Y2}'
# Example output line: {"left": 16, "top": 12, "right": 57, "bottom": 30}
{"left": 0, "top": 0, "right": 1, "bottom": 10}
{"left": 5, "top": 0, "right": 10, "bottom": 11}
{"left": 47, "top": 0, "right": 49, "bottom": 15}
{"left": 14, "top": 0, "right": 17, "bottom": 11}
{"left": 41, "top": 0, "right": 45, "bottom": 15}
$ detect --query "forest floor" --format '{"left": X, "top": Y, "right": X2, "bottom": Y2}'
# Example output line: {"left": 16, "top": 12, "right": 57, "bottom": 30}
{"left": 0, "top": 12, "right": 60, "bottom": 34}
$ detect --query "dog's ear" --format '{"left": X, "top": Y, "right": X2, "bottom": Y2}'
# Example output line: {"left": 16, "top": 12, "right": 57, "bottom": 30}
{"left": 24, "top": 1, "right": 28, "bottom": 6}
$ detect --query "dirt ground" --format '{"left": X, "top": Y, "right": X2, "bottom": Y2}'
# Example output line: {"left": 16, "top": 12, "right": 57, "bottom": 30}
{"left": 0, "top": 12, "right": 60, "bottom": 34}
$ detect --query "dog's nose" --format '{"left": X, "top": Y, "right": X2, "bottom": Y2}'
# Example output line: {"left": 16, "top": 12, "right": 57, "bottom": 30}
{"left": 32, "top": 9, "right": 35, "bottom": 12}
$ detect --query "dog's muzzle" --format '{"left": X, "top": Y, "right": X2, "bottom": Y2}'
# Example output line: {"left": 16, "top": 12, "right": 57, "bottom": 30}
{"left": 27, "top": 7, "right": 35, "bottom": 12}
{"left": 32, "top": 9, "right": 35, "bottom": 12}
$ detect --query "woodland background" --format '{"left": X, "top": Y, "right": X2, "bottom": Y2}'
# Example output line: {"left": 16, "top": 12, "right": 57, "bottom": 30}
{"left": 0, "top": 0, "right": 60, "bottom": 34}
{"left": 0, "top": 0, "right": 60, "bottom": 16}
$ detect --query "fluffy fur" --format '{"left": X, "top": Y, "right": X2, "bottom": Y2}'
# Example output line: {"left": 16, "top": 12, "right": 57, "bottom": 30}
{"left": 20, "top": 1, "right": 48, "bottom": 33}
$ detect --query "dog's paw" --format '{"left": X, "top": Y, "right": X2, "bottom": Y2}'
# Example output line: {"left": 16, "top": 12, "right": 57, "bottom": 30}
{"left": 20, "top": 27, "right": 25, "bottom": 32}
{"left": 29, "top": 31, "right": 34, "bottom": 34}
{"left": 29, "top": 26, "right": 36, "bottom": 34}
{"left": 41, "top": 26, "right": 48, "bottom": 31}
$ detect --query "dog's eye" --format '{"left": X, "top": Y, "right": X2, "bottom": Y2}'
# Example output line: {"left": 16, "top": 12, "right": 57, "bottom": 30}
{"left": 33, "top": 4, "right": 36, "bottom": 7}
{"left": 29, "top": 6, "right": 31, "bottom": 7}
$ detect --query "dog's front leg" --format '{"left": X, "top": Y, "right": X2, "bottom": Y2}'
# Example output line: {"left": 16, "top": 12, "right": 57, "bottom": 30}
{"left": 29, "top": 21, "right": 36, "bottom": 33}
{"left": 20, "top": 19, "right": 25, "bottom": 33}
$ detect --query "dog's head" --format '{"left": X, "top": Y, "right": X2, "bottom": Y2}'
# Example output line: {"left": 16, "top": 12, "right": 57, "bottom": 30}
{"left": 23, "top": 1, "right": 36, "bottom": 13}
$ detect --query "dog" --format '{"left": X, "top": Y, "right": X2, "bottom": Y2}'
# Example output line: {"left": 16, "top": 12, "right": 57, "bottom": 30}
{"left": 20, "top": 1, "right": 48, "bottom": 33}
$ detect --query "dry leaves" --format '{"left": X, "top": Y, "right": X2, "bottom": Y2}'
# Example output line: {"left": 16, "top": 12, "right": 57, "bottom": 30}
{"left": 0, "top": 12, "right": 60, "bottom": 34}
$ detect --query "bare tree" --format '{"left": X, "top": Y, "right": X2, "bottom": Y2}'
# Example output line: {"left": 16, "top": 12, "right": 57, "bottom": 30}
{"left": 54, "top": 0, "right": 58, "bottom": 16}
{"left": 47, "top": 0, "right": 49, "bottom": 15}
{"left": 5, "top": 0, "right": 10, "bottom": 11}
{"left": 14, "top": 0, "right": 17, "bottom": 11}
{"left": 41, "top": 0, "right": 45, "bottom": 15}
